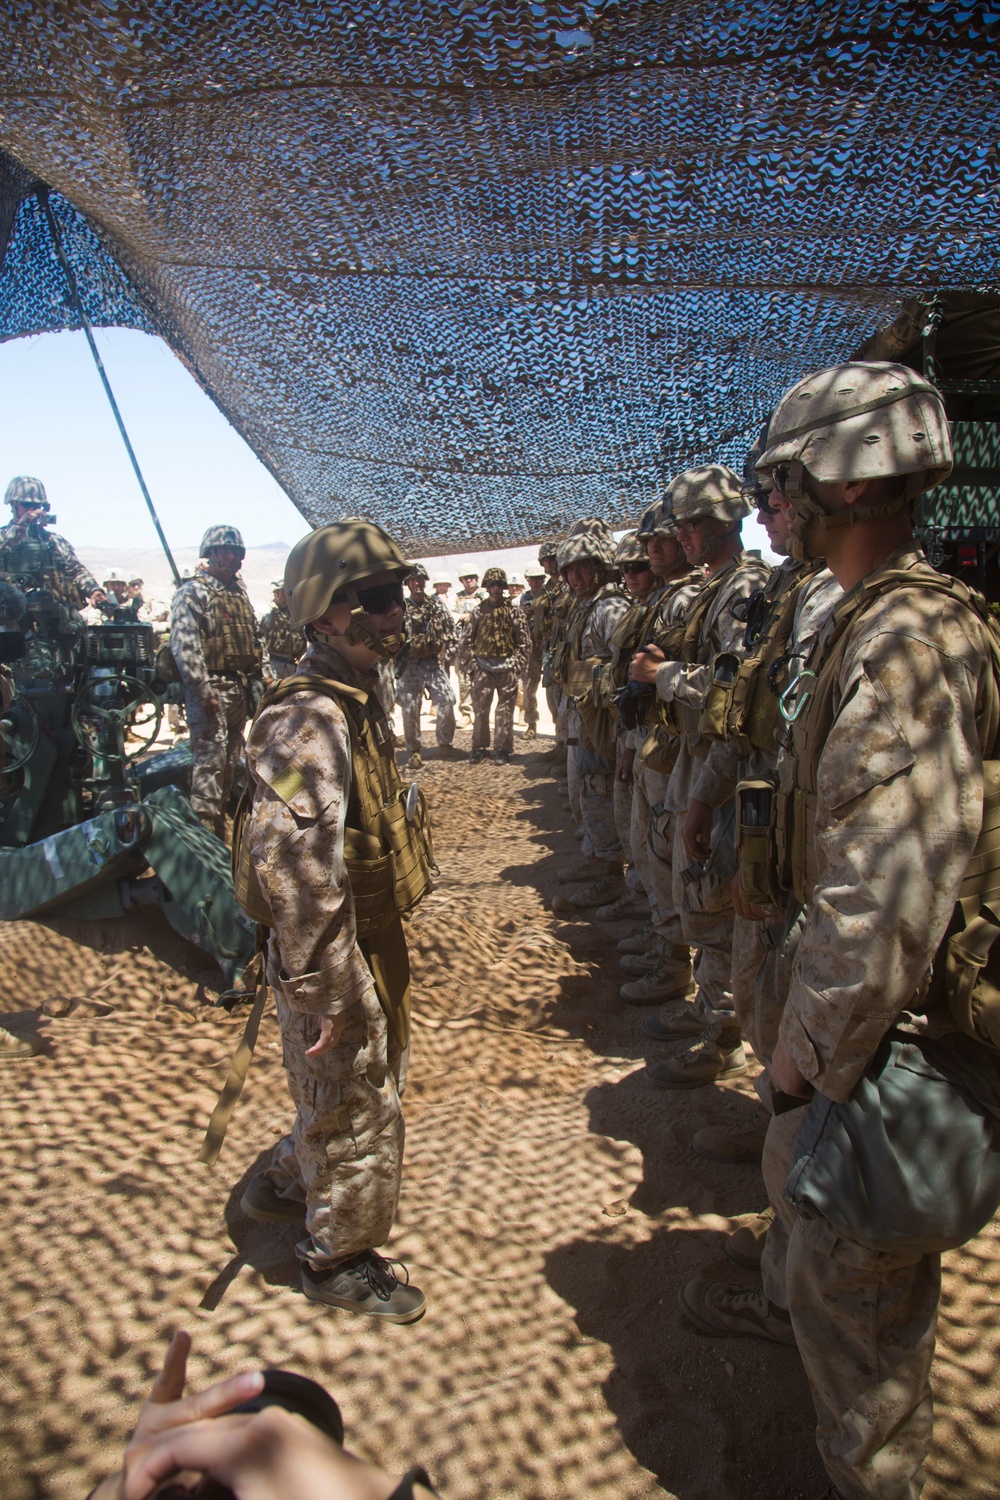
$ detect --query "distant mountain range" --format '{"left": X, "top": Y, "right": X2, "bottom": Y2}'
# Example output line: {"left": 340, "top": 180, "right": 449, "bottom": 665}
{"left": 77, "top": 540, "right": 549, "bottom": 611}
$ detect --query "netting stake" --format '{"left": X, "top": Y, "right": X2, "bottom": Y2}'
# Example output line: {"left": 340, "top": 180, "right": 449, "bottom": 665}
{"left": 38, "top": 188, "right": 182, "bottom": 588}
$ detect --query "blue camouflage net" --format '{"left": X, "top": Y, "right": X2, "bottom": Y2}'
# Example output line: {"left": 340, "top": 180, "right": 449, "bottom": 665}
{"left": 0, "top": 1, "right": 998, "bottom": 549}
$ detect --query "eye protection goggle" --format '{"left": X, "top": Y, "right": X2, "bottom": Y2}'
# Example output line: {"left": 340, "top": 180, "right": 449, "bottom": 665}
{"left": 355, "top": 580, "right": 405, "bottom": 614}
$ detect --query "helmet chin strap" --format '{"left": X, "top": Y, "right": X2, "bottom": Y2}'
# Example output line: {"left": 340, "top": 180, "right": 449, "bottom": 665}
{"left": 783, "top": 461, "right": 920, "bottom": 563}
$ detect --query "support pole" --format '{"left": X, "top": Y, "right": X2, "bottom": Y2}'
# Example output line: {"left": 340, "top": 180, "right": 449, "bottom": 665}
{"left": 38, "top": 189, "right": 182, "bottom": 588}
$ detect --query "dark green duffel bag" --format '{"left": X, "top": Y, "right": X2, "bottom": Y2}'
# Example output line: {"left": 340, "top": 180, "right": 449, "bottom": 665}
{"left": 785, "top": 1030, "right": 1000, "bottom": 1255}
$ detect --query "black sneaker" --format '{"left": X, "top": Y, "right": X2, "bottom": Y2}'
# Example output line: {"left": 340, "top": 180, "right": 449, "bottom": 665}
{"left": 469, "top": 749, "right": 486, "bottom": 764}
{"left": 301, "top": 1250, "right": 426, "bottom": 1323}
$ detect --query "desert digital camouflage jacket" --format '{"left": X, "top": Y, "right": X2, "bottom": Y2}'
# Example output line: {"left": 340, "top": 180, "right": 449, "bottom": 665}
{"left": 777, "top": 544, "right": 998, "bottom": 1101}
{"left": 246, "top": 637, "right": 382, "bottom": 1018}
{"left": 169, "top": 572, "right": 263, "bottom": 698}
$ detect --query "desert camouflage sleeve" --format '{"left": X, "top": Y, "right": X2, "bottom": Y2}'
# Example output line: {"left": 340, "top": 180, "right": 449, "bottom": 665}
{"left": 654, "top": 558, "right": 769, "bottom": 716}
{"left": 169, "top": 579, "right": 212, "bottom": 699}
{"left": 778, "top": 594, "right": 990, "bottom": 1101}
{"left": 510, "top": 601, "right": 531, "bottom": 675}
{"left": 247, "top": 694, "right": 373, "bottom": 1017}
{"left": 51, "top": 532, "right": 100, "bottom": 602}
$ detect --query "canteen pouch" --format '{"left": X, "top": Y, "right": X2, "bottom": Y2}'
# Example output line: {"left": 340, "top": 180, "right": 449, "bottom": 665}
{"left": 155, "top": 640, "right": 181, "bottom": 685}
{"left": 577, "top": 693, "right": 618, "bottom": 763}
{"left": 785, "top": 1031, "right": 1000, "bottom": 1253}
{"left": 639, "top": 724, "right": 678, "bottom": 776}
{"left": 698, "top": 651, "right": 741, "bottom": 743}
{"left": 736, "top": 778, "right": 784, "bottom": 909}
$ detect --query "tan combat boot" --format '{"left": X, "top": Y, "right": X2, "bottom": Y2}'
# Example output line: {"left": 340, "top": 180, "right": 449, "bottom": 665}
{"left": 619, "top": 944, "right": 694, "bottom": 1005}
{"left": 0, "top": 1026, "right": 40, "bottom": 1061}
{"left": 646, "top": 1029, "right": 747, "bottom": 1088}
{"left": 724, "top": 1207, "right": 775, "bottom": 1271}
{"left": 677, "top": 1279, "right": 796, "bottom": 1346}
{"left": 552, "top": 861, "right": 626, "bottom": 914}
{"left": 692, "top": 1110, "right": 770, "bottom": 1164}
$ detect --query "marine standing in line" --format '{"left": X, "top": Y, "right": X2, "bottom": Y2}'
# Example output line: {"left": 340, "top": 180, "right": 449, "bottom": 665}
{"left": 630, "top": 466, "right": 770, "bottom": 1088}
{"left": 259, "top": 577, "right": 304, "bottom": 682}
{"left": 396, "top": 563, "right": 458, "bottom": 769}
{"left": 239, "top": 521, "right": 430, "bottom": 1323}
{"left": 458, "top": 566, "right": 530, "bottom": 764}
{"left": 169, "top": 525, "right": 265, "bottom": 838}
{"left": 550, "top": 519, "right": 630, "bottom": 914}
{"left": 682, "top": 362, "right": 996, "bottom": 1500}
{"left": 518, "top": 561, "right": 547, "bottom": 739}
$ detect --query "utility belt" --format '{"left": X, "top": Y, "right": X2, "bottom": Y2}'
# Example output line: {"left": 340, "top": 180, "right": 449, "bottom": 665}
{"left": 408, "top": 644, "right": 441, "bottom": 662}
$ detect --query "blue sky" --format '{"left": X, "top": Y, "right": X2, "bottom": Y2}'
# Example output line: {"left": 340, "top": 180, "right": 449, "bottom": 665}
{"left": 0, "top": 326, "right": 775, "bottom": 564}
{"left": 0, "top": 327, "right": 305, "bottom": 552}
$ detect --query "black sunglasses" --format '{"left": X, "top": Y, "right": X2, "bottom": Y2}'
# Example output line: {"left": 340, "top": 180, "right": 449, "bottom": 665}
{"left": 621, "top": 561, "right": 652, "bottom": 574}
{"left": 355, "top": 580, "right": 405, "bottom": 614}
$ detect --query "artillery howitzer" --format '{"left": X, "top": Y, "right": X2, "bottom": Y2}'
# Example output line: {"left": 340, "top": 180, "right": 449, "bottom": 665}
{"left": 0, "top": 561, "right": 254, "bottom": 992}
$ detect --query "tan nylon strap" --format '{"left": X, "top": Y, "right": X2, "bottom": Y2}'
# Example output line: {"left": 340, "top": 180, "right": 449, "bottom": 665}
{"left": 197, "top": 951, "right": 268, "bottom": 1167}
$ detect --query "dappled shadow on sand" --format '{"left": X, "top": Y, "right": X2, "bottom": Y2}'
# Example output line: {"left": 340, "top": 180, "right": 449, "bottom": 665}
{"left": 1, "top": 738, "right": 999, "bottom": 1497}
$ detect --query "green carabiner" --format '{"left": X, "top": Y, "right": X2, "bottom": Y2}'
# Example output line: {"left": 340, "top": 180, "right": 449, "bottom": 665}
{"left": 779, "top": 668, "right": 816, "bottom": 723}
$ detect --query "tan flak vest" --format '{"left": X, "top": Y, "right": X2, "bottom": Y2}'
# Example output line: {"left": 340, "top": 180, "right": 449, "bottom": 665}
{"left": 233, "top": 673, "right": 435, "bottom": 1050}
{"left": 762, "top": 568, "right": 1000, "bottom": 1053}
{"left": 656, "top": 552, "right": 764, "bottom": 742}
{"left": 556, "top": 583, "right": 620, "bottom": 698}
{"left": 697, "top": 562, "right": 819, "bottom": 754}
{"left": 201, "top": 583, "right": 262, "bottom": 674}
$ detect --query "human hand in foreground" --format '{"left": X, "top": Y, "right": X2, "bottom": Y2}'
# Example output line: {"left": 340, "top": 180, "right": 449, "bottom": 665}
{"left": 628, "top": 644, "right": 664, "bottom": 685}
{"left": 305, "top": 1009, "right": 348, "bottom": 1057}
{"left": 682, "top": 798, "right": 713, "bottom": 860}
{"left": 90, "top": 1331, "right": 424, "bottom": 1500}
{"left": 769, "top": 1041, "right": 812, "bottom": 1100}
{"left": 730, "top": 872, "right": 774, "bottom": 923}
{"left": 87, "top": 1330, "right": 264, "bottom": 1500}
{"left": 616, "top": 744, "right": 635, "bottom": 784}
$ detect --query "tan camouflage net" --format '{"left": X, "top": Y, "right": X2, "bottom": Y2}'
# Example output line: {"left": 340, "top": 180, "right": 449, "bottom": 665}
{"left": 0, "top": 2, "right": 998, "bottom": 550}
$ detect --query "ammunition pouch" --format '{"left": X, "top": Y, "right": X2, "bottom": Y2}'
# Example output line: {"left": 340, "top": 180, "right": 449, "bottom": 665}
{"left": 155, "top": 640, "right": 181, "bottom": 685}
{"left": 735, "top": 778, "right": 785, "bottom": 909}
{"left": 697, "top": 651, "right": 741, "bottom": 742}
{"left": 577, "top": 695, "right": 618, "bottom": 763}
{"left": 564, "top": 654, "right": 602, "bottom": 700}
{"left": 639, "top": 724, "right": 678, "bottom": 776}
{"left": 920, "top": 759, "right": 1000, "bottom": 1055}
{"left": 345, "top": 785, "right": 435, "bottom": 936}
{"left": 547, "top": 639, "right": 570, "bottom": 687}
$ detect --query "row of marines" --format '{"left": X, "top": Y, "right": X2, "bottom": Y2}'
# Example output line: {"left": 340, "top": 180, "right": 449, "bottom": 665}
{"left": 522, "top": 361, "right": 1000, "bottom": 1500}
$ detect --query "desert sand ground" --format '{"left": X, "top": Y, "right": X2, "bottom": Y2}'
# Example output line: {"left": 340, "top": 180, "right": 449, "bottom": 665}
{"left": 1, "top": 714, "right": 999, "bottom": 1499}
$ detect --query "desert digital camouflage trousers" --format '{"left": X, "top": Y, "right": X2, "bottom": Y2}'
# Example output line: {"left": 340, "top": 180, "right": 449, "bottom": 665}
{"left": 612, "top": 764, "right": 642, "bottom": 894}
{"left": 471, "top": 664, "right": 518, "bottom": 753}
{"left": 264, "top": 981, "right": 406, "bottom": 1268}
{"left": 672, "top": 811, "right": 737, "bottom": 1030}
{"left": 521, "top": 655, "right": 541, "bottom": 729}
{"left": 631, "top": 758, "right": 684, "bottom": 946}
{"left": 761, "top": 1109, "right": 938, "bottom": 1500}
{"left": 396, "top": 657, "right": 456, "bottom": 750}
{"left": 184, "top": 677, "right": 247, "bottom": 835}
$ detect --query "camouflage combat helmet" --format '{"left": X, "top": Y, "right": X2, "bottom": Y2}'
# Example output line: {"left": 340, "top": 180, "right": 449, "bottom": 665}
{"left": 537, "top": 538, "right": 559, "bottom": 563}
{"left": 104, "top": 569, "right": 124, "bottom": 584}
{"left": 636, "top": 495, "right": 678, "bottom": 540}
{"left": 557, "top": 517, "right": 616, "bottom": 573}
{"left": 271, "top": 576, "right": 285, "bottom": 589}
{"left": 482, "top": 566, "right": 507, "bottom": 587}
{"left": 199, "top": 524, "right": 245, "bottom": 557}
{"left": 5, "top": 476, "right": 47, "bottom": 509}
{"left": 406, "top": 562, "right": 429, "bottom": 582}
{"left": 669, "top": 466, "right": 748, "bottom": 526}
{"left": 283, "top": 520, "right": 410, "bottom": 658}
{"left": 756, "top": 361, "right": 953, "bottom": 562}
{"left": 614, "top": 530, "right": 648, "bottom": 566}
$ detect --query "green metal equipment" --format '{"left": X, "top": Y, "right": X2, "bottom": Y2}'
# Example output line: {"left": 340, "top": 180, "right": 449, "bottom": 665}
{"left": 0, "top": 534, "right": 255, "bottom": 991}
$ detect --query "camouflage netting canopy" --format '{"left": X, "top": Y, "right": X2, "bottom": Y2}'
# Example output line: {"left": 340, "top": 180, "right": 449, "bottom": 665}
{"left": 0, "top": 2, "right": 998, "bottom": 551}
